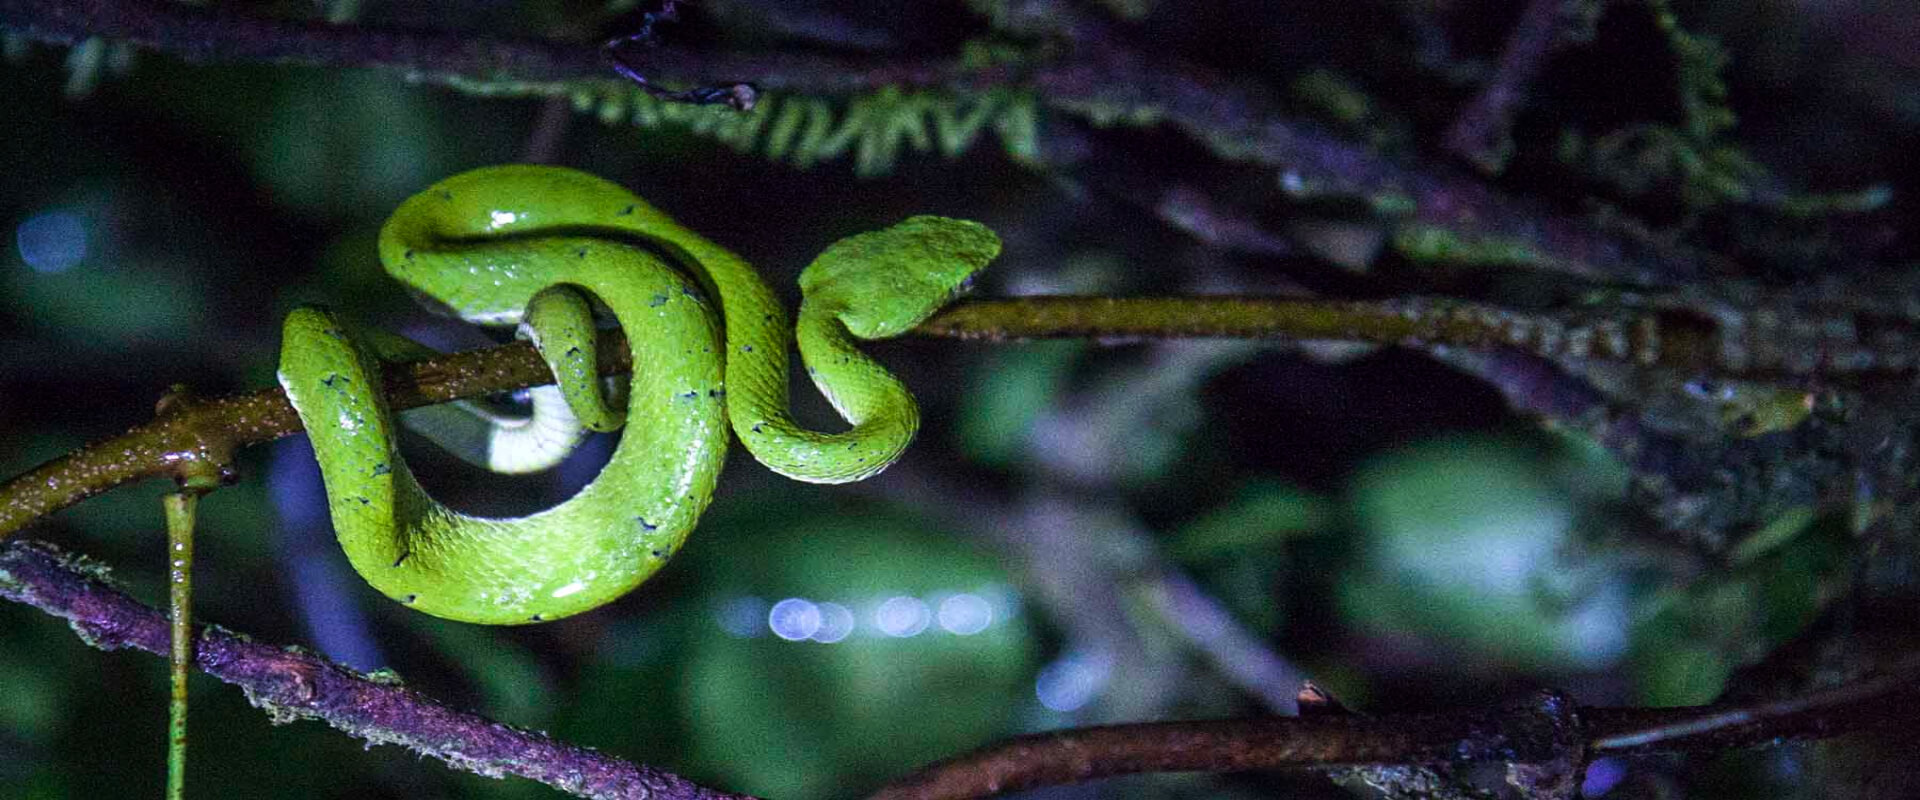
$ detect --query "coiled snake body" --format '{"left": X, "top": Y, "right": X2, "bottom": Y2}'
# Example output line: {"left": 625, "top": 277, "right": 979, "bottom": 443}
{"left": 278, "top": 165, "right": 998, "bottom": 624}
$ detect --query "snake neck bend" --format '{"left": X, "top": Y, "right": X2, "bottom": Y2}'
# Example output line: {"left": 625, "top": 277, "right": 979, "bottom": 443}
{"left": 404, "top": 165, "right": 938, "bottom": 484}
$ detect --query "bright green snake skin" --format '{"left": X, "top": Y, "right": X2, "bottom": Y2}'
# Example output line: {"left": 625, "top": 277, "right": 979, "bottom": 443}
{"left": 278, "top": 165, "right": 999, "bottom": 624}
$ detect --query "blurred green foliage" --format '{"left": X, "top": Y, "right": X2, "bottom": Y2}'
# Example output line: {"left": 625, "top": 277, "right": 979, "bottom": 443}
{"left": 677, "top": 501, "right": 1034, "bottom": 798}
{"left": 1341, "top": 435, "right": 1628, "bottom": 673}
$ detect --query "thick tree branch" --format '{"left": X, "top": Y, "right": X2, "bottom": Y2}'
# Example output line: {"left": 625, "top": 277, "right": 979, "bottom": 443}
{"left": 0, "top": 538, "right": 754, "bottom": 800}
{"left": 0, "top": 0, "right": 966, "bottom": 92}
{"left": 2, "top": 0, "right": 1747, "bottom": 287}
{"left": 0, "top": 0, "right": 599, "bottom": 80}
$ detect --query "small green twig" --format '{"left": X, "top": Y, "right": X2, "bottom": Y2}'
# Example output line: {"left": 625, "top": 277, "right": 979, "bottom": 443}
{"left": 162, "top": 490, "right": 198, "bottom": 800}
{"left": 1442, "top": 0, "right": 1586, "bottom": 173}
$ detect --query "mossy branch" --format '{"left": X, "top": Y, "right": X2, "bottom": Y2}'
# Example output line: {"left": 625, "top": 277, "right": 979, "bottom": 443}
{"left": 0, "top": 538, "right": 755, "bottom": 800}
{"left": 1, "top": 0, "right": 1785, "bottom": 285}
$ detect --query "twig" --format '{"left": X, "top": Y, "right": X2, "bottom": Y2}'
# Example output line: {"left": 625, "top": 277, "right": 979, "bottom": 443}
{"left": 601, "top": 0, "right": 758, "bottom": 110}
{"left": 1136, "top": 569, "right": 1302, "bottom": 715}
{"left": 869, "top": 664, "right": 1920, "bottom": 800}
{"left": 1444, "top": 0, "right": 1584, "bottom": 172}
{"left": 0, "top": 0, "right": 596, "bottom": 79}
{"left": 0, "top": 538, "right": 754, "bottom": 800}
{"left": 1584, "top": 662, "right": 1920, "bottom": 754}
{"left": 921, "top": 296, "right": 1608, "bottom": 344}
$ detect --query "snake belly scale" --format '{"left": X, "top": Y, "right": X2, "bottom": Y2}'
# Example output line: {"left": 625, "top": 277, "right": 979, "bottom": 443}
{"left": 278, "top": 165, "right": 999, "bottom": 624}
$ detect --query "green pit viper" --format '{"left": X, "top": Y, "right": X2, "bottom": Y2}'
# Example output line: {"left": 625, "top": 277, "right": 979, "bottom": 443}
{"left": 278, "top": 165, "right": 999, "bottom": 625}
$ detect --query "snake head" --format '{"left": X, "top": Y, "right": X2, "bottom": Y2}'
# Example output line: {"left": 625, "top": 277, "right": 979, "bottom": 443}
{"left": 798, "top": 215, "right": 1001, "bottom": 340}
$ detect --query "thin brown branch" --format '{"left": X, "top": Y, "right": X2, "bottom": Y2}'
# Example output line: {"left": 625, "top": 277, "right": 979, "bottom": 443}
{"left": 871, "top": 690, "right": 1588, "bottom": 800}
{"left": 0, "top": 538, "right": 754, "bottom": 800}
{"left": 7, "top": 292, "right": 1913, "bottom": 538}
{"left": 1137, "top": 569, "right": 1303, "bottom": 716}
{"left": 870, "top": 664, "right": 1920, "bottom": 800}
{"left": 918, "top": 296, "right": 1556, "bottom": 343}
{"left": 1584, "top": 662, "right": 1920, "bottom": 754}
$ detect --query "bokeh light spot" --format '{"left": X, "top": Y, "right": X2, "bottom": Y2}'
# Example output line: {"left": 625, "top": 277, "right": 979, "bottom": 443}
{"left": 874, "top": 595, "right": 930, "bottom": 638}
{"left": 1035, "top": 650, "right": 1111, "bottom": 712}
{"left": 16, "top": 211, "right": 87, "bottom": 274}
{"left": 936, "top": 593, "right": 993, "bottom": 635}
{"left": 713, "top": 595, "right": 767, "bottom": 638}
{"left": 768, "top": 597, "right": 823, "bottom": 641}
{"left": 810, "top": 602, "right": 855, "bottom": 643}
{"left": 1581, "top": 757, "right": 1626, "bottom": 796}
